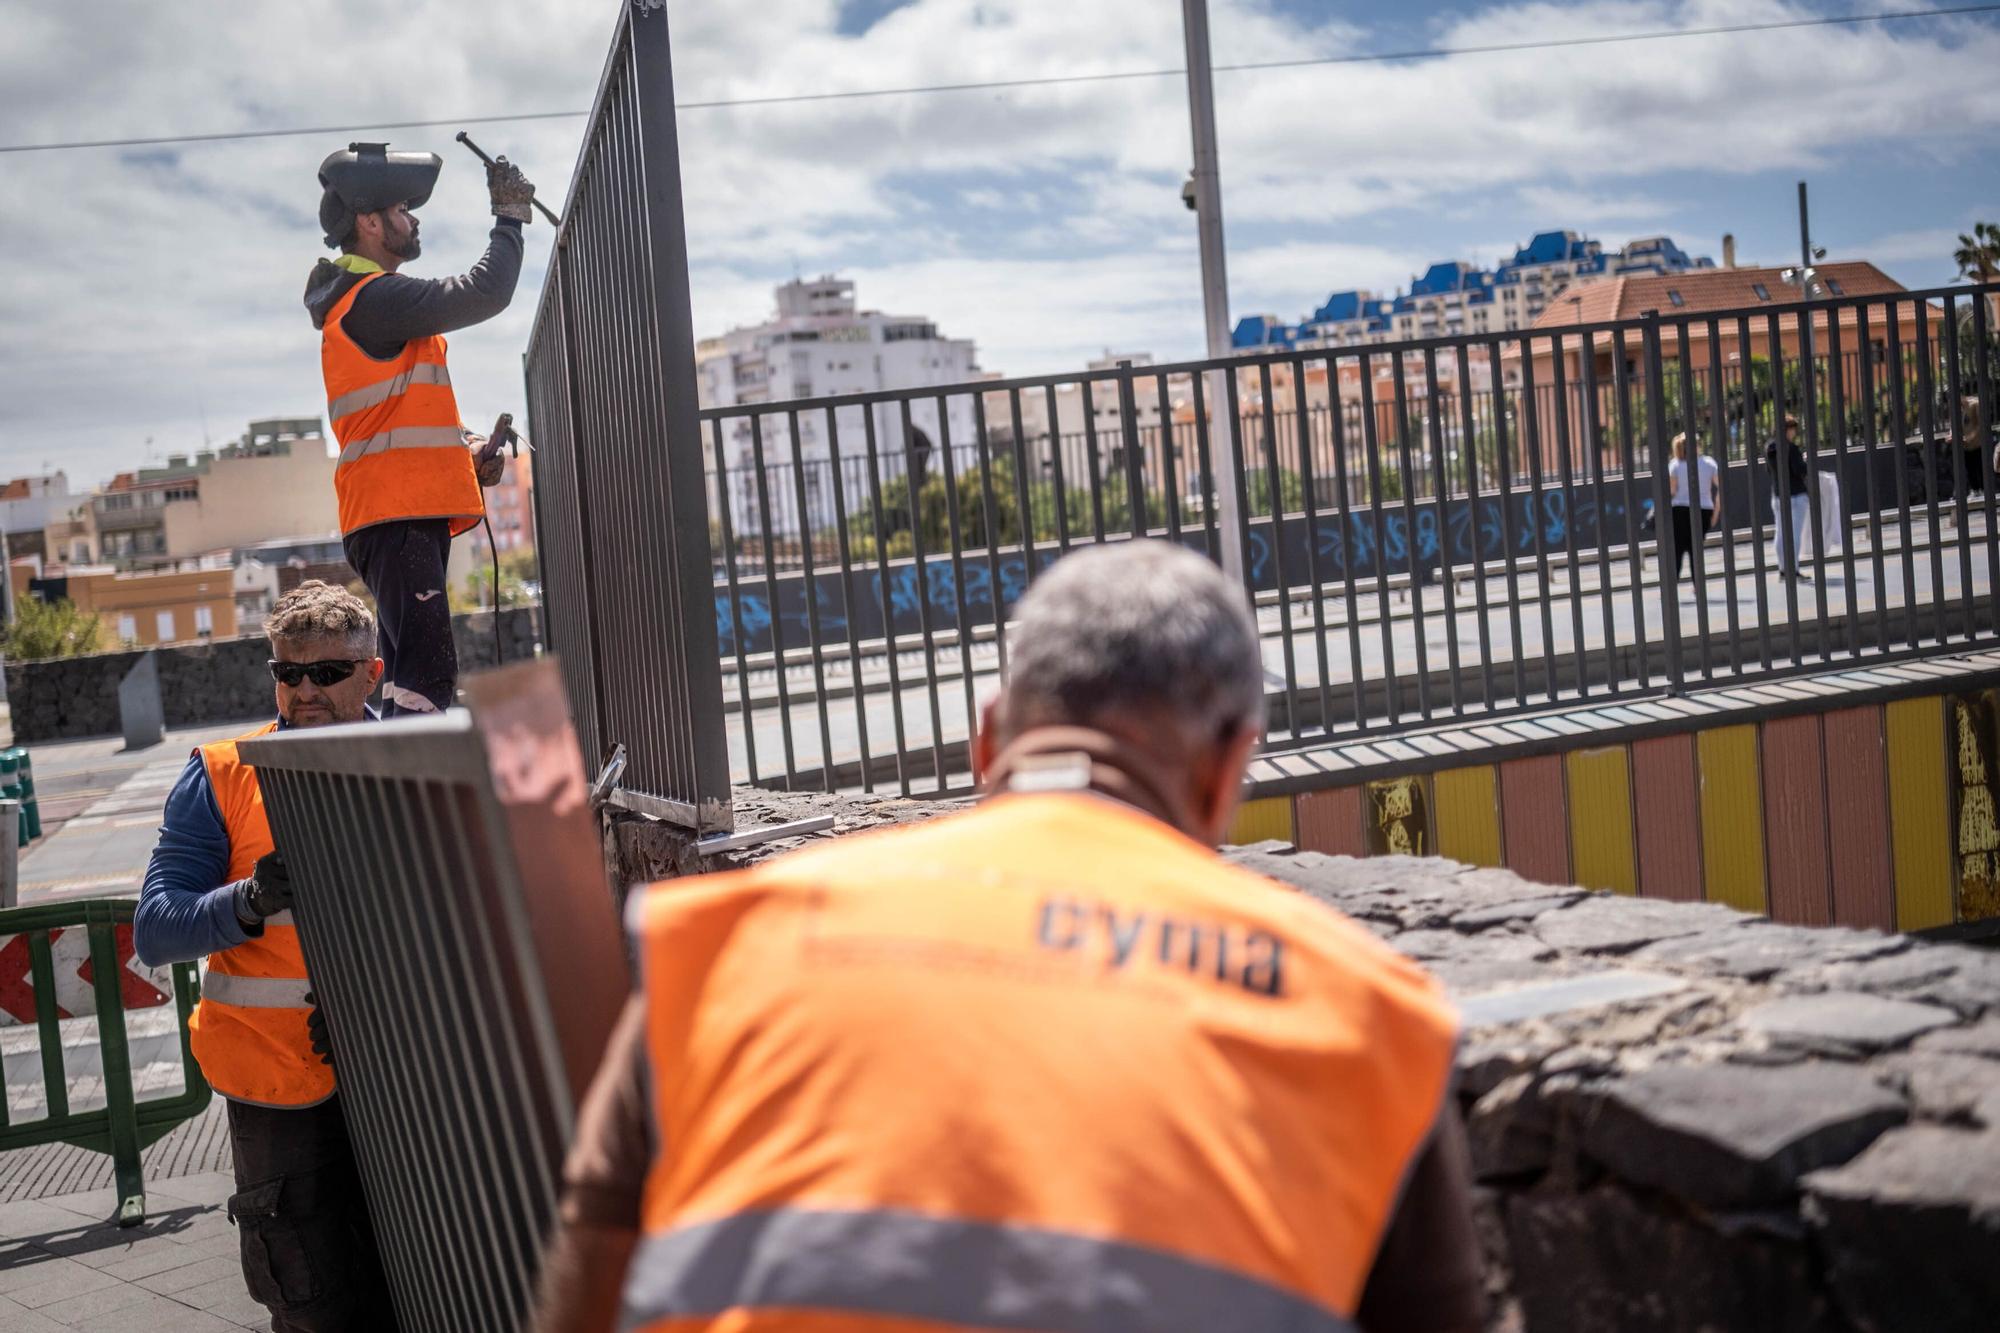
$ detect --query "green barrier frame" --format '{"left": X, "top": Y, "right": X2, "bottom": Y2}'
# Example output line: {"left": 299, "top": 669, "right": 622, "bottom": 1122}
{"left": 0, "top": 897, "right": 211, "bottom": 1225}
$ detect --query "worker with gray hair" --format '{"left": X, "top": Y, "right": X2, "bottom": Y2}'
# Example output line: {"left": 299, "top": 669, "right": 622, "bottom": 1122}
{"left": 135, "top": 581, "right": 397, "bottom": 1331}
{"left": 531, "top": 540, "right": 1482, "bottom": 1333}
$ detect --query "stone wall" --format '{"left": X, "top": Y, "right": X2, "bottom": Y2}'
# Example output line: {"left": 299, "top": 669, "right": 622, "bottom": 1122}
{"left": 607, "top": 789, "right": 2000, "bottom": 1332}
{"left": 3, "top": 605, "right": 541, "bottom": 742}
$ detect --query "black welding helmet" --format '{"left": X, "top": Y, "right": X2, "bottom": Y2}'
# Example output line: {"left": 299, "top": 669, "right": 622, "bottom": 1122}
{"left": 317, "top": 142, "right": 442, "bottom": 247}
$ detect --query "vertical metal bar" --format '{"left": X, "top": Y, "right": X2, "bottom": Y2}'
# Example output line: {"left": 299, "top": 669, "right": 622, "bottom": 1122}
{"left": 1390, "top": 356, "right": 1432, "bottom": 720}
{"left": 1516, "top": 334, "right": 1560, "bottom": 701}
{"left": 1798, "top": 301, "right": 1834, "bottom": 661}
{"left": 1886, "top": 300, "right": 1921, "bottom": 649}
{"left": 1007, "top": 388, "right": 1041, "bottom": 597}
{"left": 900, "top": 398, "right": 949, "bottom": 788}
{"left": 1424, "top": 349, "right": 1462, "bottom": 718}
{"left": 825, "top": 404, "right": 874, "bottom": 791}
{"left": 935, "top": 393, "right": 980, "bottom": 784}
{"left": 785, "top": 407, "right": 836, "bottom": 790}
{"left": 1738, "top": 314, "right": 1775, "bottom": 671}
{"left": 1119, "top": 362, "right": 1148, "bottom": 538}
{"left": 28, "top": 930, "right": 67, "bottom": 1120}
{"left": 1158, "top": 371, "right": 1185, "bottom": 546}
{"left": 1853, "top": 305, "right": 1891, "bottom": 654}
{"left": 1825, "top": 302, "right": 1864, "bottom": 658}
{"left": 709, "top": 420, "right": 758, "bottom": 785}
{"left": 1358, "top": 353, "right": 1400, "bottom": 725}
{"left": 1915, "top": 301, "right": 1956, "bottom": 644}
{"left": 972, "top": 393, "right": 1008, "bottom": 680}
{"left": 1642, "top": 315, "right": 1685, "bottom": 694}
{"left": 1580, "top": 328, "right": 1620, "bottom": 683}
{"left": 1225, "top": 368, "right": 1259, "bottom": 591}
{"left": 1549, "top": 330, "right": 1591, "bottom": 696}
{"left": 1492, "top": 339, "right": 1530, "bottom": 708}
{"left": 1703, "top": 318, "right": 1744, "bottom": 672}
{"left": 1045, "top": 384, "right": 1072, "bottom": 552}
{"left": 1080, "top": 379, "right": 1110, "bottom": 543}
{"left": 1767, "top": 310, "right": 1804, "bottom": 664}
{"left": 1942, "top": 294, "right": 1976, "bottom": 642}
{"left": 1458, "top": 343, "right": 1497, "bottom": 712}
{"left": 1976, "top": 291, "right": 2000, "bottom": 638}
{"left": 86, "top": 917, "right": 144, "bottom": 1220}
{"left": 1190, "top": 372, "right": 1220, "bottom": 562}
{"left": 1673, "top": 321, "right": 1714, "bottom": 680}
{"left": 747, "top": 414, "right": 799, "bottom": 785}
{"left": 1257, "top": 362, "right": 1300, "bottom": 738}
{"left": 861, "top": 404, "right": 911, "bottom": 796}
{"left": 1327, "top": 357, "right": 1368, "bottom": 731}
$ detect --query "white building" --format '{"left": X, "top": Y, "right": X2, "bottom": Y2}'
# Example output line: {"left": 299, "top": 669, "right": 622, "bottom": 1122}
{"left": 697, "top": 277, "right": 982, "bottom": 541}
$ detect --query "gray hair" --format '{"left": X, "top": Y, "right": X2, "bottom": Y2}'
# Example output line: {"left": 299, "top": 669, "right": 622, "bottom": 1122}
{"left": 265, "top": 580, "right": 376, "bottom": 658}
{"left": 1002, "top": 540, "right": 1264, "bottom": 739}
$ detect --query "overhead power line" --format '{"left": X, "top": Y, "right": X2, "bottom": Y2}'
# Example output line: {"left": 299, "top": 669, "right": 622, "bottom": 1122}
{"left": 3, "top": 5, "right": 1996, "bottom": 155}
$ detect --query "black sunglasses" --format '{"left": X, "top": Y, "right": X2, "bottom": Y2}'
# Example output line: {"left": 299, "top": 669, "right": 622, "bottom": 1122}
{"left": 269, "top": 659, "right": 363, "bottom": 688}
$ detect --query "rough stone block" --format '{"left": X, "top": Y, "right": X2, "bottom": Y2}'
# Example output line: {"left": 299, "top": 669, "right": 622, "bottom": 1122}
{"left": 1916, "top": 1015, "right": 2000, "bottom": 1061}
{"left": 1637, "top": 923, "right": 1905, "bottom": 981}
{"left": 1804, "top": 1126, "right": 2000, "bottom": 1332}
{"left": 1740, "top": 992, "right": 1959, "bottom": 1057}
{"left": 1579, "top": 1061, "right": 1906, "bottom": 1209}
{"left": 1506, "top": 1183, "right": 1839, "bottom": 1333}
{"left": 1532, "top": 895, "right": 1744, "bottom": 955}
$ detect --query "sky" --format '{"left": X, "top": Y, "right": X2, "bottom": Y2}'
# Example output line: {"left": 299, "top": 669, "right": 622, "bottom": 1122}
{"left": 1, "top": 0, "right": 1997, "bottom": 489}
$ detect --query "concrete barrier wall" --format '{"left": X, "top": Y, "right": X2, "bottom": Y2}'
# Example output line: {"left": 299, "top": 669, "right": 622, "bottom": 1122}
{"left": 2, "top": 606, "right": 541, "bottom": 743}
{"left": 1225, "top": 668, "right": 2000, "bottom": 937}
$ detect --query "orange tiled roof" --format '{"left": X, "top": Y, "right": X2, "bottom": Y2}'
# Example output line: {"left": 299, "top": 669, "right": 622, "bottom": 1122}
{"left": 0, "top": 479, "right": 29, "bottom": 501}
{"left": 1530, "top": 262, "right": 1908, "bottom": 329}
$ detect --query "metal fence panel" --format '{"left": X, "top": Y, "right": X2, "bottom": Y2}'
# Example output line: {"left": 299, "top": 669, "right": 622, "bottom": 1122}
{"left": 524, "top": 0, "right": 731, "bottom": 832}
{"left": 242, "top": 662, "right": 628, "bottom": 1333}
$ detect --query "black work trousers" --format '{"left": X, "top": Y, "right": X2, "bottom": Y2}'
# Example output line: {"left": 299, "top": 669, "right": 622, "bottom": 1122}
{"left": 343, "top": 519, "right": 457, "bottom": 716}
{"left": 225, "top": 1097, "right": 400, "bottom": 1333}
{"left": 1670, "top": 504, "right": 1715, "bottom": 581}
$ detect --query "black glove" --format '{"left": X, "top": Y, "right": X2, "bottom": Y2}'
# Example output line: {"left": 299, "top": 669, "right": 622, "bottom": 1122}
{"left": 487, "top": 156, "right": 535, "bottom": 224}
{"left": 233, "top": 852, "right": 293, "bottom": 925}
{"left": 305, "top": 991, "right": 333, "bottom": 1067}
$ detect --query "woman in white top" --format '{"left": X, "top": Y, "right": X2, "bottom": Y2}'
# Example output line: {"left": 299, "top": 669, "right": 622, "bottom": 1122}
{"left": 1667, "top": 431, "right": 1722, "bottom": 583}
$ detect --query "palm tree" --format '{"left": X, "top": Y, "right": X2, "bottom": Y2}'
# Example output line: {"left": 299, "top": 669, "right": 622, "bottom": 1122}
{"left": 1957, "top": 222, "right": 2000, "bottom": 323}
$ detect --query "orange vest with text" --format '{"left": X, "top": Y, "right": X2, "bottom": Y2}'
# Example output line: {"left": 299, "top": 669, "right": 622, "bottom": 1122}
{"left": 622, "top": 792, "right": 1460, "bottom": 1333}
{"left": 184, "top": 722, "right": 331, "bottom": 1109}
{"left": 320, "top": 270, "right": 482, "bottom": 537}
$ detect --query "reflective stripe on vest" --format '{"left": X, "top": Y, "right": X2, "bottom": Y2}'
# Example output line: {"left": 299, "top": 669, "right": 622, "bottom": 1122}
{"left": 625, "top": 792, "right": 1460, "bottom": 1330}
{"left": 321, "top": 270, "right": 482, "bottom": 536}
{"left": 618, "top": 1207, "right": 1360, "bottom": 1333}
{"left": 326, "top": 360, "right": 453, "bottom": 421}
{"left": 199, "top": 971, "right": 312, "bottom": 1009}
{"left": 185, "top": 721, "right": 335, "bottom": 1108}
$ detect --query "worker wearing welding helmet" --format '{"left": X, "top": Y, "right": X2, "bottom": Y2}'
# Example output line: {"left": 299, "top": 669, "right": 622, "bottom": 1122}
{"left": 303, "top": 142, "right": 537, "bottom": 716}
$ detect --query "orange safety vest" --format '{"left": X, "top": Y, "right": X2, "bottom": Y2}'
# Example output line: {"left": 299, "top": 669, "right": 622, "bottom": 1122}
{"left": 623, "top": 792, "right": 1459, "bottom": 1332}
{"left": 321, "top": 270, "right": 483, "bottom": 537}
{"left": 184, "top": 722, "right": 332, "bottom": 1109}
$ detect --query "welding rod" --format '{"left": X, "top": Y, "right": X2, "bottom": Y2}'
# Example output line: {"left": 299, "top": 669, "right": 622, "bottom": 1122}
{"left": 455, "top": 131, "right": 562, "bottom": 227}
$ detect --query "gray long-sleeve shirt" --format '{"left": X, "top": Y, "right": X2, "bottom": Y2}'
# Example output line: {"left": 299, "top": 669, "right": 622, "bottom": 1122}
{"left": 303, "top": 218, "right": 524, "bottom": 357}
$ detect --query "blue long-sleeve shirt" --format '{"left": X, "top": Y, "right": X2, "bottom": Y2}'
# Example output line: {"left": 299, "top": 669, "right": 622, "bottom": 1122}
{"left": 135, "top": 711, "right": 383, "bottom": 967}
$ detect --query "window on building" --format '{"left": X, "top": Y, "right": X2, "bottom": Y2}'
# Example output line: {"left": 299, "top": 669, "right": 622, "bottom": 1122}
{"left": 1752, "top": 283, "right": 1771, "bottom": 301}
{"left": 1667, "top": 290, "right": 1685, "bottom": 307}
{"left": 117, "top": 614, "right": 137, "bottom": 642}
{"left": 1825, "top": 278, "right": 1845, "bottom": 296}
{"left": 156, "top": 610, "right": 176, "bottom": 641}
{"left": 195, "top": 605, "right": 214, "bottom": 636}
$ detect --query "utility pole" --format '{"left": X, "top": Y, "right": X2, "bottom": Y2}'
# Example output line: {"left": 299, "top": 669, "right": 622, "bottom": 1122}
{"left": 1182, "top": 0, "right": 1246, "bottom": 584}
{"left": 1797, "top": 180, "right": 1815, "bottom": 294}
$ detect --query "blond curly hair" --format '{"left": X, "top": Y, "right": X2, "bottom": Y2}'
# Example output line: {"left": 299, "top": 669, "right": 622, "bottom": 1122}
{"left": 265, "top": 580, "right": 376, "bottom": 657}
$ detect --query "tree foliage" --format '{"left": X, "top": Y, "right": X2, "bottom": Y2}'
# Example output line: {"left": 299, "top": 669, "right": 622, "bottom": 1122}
{"left": 4, "top": 598, "right": 104, "bottom": 660}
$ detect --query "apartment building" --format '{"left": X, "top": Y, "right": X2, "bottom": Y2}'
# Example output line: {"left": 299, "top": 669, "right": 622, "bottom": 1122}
{"left": 1234, "top": 229, "right": 1716, "bottom": 352}
{"left": 11, "top": 558, "right": 237, "bottom": 647}
{"left": 697, "top": 277, "right": 981, "bottom": 540}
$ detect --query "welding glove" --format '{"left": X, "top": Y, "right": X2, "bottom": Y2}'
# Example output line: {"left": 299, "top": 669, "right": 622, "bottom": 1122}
{"left": 305, "top": 991, "right": 333, "bottom": 1067}
{"left": 233, "top": 851, "right": 294, "bottom": 926}
{"left": 488, "top": 156, "right": 537, "bottom": 224}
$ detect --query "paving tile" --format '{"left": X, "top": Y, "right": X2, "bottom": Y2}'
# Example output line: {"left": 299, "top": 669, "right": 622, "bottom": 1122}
{"left": 155, "top": 1174, "right": 235, "bottom": 1208}
{"left": 82, "top": 1231, "right": 227, "bottom": 1280}
{"left": 171, "top": 1272, "right": 266, "bottom": 1325}
{"left": 0, "top": 1292, "right": 70, "bottom": 1331}
{"left": 134, "top": 1253, "right": 242, "bottom": 1296}
{"left": 0, "top": 1199, "right": 99, "bottom": 1244}
{"left": 84, "top": 1296, "right": 245, "bottom": 1333}
{"left": 32, "top": 1277, "right": 155, "bottom": 1326}
{"left": 8, "top": 1257, "right": 121, "bottom": 1310}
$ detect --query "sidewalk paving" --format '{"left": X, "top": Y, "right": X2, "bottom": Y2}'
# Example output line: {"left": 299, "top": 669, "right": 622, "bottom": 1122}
{"left": 0, "top": 1171, "right": 264, "bottom": 1331}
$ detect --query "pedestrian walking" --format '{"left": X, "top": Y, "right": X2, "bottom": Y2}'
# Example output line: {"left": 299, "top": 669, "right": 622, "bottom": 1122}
{"left": 1668, "top": 431, "right": 1721, "bottom": 585}
{"left": 1764, "top": 412, "right": 1814, "bottom": 581}
{"left": 529, "top": 540, "right": 1482, "bottom": 1333}
{"left": 133, "top": 582, "right": 398, "bottom": 1332}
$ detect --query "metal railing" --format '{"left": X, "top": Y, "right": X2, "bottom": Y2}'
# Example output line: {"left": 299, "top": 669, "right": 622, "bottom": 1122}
{"left": 241, "top": 661, "right": 628, "bottom": 1333}
{"left": 0, "top": 897, "right": 209, "bottom": 1226}
{"left": 523, "top": 0, "right": 732, "bottom": 832}
{"left": 700, "top": 284, "right": 1998, "bottom": 797}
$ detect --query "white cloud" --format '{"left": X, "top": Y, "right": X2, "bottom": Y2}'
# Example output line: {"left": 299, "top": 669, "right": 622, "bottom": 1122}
{"left": 1, "top": 0, "right": 1997, "bottom": 487}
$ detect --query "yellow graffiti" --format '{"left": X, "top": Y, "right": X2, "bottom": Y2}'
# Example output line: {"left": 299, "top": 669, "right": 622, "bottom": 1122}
{"left": 1952, "top": 697, "right": 2000, "bottom": 922}
{"left": 1367, "top": 777, "right": 1429, "bottom": 858}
